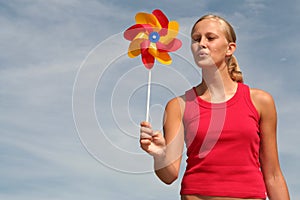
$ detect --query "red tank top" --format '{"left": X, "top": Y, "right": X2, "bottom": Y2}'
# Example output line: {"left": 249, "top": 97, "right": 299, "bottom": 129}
{"left": 180, "top": 83, "right": 267, "bottom": 198}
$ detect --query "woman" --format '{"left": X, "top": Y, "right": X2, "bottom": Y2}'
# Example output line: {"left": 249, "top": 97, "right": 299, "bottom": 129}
{"left": 140, "top": 14, "right": 290, "bottom": 200}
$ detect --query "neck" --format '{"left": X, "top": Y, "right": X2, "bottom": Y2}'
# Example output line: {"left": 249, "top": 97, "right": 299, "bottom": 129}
{"left": 199, "top": 64, "right": 237, "bottom": 103}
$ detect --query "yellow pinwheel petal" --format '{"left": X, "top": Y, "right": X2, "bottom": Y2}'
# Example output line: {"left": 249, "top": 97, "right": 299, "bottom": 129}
{"left": 160, "top": 21, "right": 179, "bottom": 44}
{"left": 128, "top": 38, "right": 144, "bottom": 58}
{"left": 135, "top": 13, "right": 161, "bottom": 29}
{"left": 156, "top": 52, "right": 172, "bottom": 65}
{"left": 124, "top": 9, "right": 182, "bottom": 69}
{"left": 133, "top": 32, "right": 148, "bottom": 40}
{"left": 148, "top": 42, "right": 160, "bottom": 58}
{"left": 128, "top": 32, "right": 149, "bottom": 58}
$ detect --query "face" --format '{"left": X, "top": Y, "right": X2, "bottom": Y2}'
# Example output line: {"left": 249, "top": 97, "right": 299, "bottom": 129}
{"left": 191, "top": 18, "right": 235, "bottom": 69}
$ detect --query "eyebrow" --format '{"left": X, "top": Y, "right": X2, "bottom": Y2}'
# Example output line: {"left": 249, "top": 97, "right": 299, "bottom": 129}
{"left": 192, "top": 31, "right": 218, "bottom": 38}
{"left": 193, "top": 31, "right": 218, "bottom": 35}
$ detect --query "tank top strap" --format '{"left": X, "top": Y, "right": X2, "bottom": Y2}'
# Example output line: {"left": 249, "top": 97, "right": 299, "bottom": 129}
{"left": 185, "top": 87, "right": 197, "bottom": 102}
{"left": 183, "top": 88, "right": 199, "bottom": 123}
{"left": 239, "top": 83, "right": 260, "bottom": 121}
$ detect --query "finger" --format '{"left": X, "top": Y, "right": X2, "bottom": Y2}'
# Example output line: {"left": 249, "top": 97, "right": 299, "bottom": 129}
{"left": 140, "top": 132, "right": 152, "bottom": 140}
{"left": 140, "top": 126, "right": 153, "bottom": 134}
{"left": 140, "top": 138, "right": 151, "bottom": 146}
{"left": 152, "top": 130, "right": 163, "bottom": 138}
{"left": 140, "top": 121, "right": 152, "bottom": 128}
{"left": 140, "top": 139, "right": 152, "bottom": 152}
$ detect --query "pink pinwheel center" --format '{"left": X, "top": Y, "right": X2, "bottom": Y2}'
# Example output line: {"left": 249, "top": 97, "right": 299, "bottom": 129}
{"left": 149, "top": 32, "right": 160, "bottom": 43}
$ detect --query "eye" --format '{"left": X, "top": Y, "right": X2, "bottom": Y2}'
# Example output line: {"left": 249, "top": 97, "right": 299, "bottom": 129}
{"left": 206, "top": 33, "right": 218, "bottom": 41}
{"left": 207, "top": 36, "right": 216, "bottom": 41}
{"left": 192, "top": 36, "right": 201, "bottom": 42}
{"left": 192, "top": 33, "right": 202, "bottom": 42}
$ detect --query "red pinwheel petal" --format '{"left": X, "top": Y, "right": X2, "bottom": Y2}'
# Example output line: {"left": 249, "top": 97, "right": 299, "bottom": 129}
{"left": 124, "top": 24, "right": 153, "bottom": 41}
{"left": 142, "top": 50, "right": 154, "bottom": 69}
{"left": 124, "top": 9, "right": 182, "bottom": 69}
{"left": 152, "top": 9, "right": 169, "bottom": 36}
{"left": 140, "top": 40, "right": 154, "bottom": 69}
{"left": 156, "top": 38, "right": 182, "bottom": 52}
{"left": 141, "top": 49, "right": 155, "bottom": 69}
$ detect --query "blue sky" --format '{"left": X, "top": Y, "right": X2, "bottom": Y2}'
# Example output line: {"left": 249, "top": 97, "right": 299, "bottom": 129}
{"left": 1, "top": 0, "right": 300, "bottom": 199}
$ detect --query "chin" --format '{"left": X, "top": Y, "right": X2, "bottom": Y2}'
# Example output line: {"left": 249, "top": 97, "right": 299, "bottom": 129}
{"left": 196, "top": 60, "right": 217, "bottom": 69}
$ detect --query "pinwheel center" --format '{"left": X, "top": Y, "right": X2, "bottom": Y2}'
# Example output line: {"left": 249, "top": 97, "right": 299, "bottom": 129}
{"left": 149, "top": 32, "right": 160, "bottom": 43}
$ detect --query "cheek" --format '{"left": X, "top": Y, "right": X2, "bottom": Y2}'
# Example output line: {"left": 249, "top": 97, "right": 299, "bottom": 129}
{"left": 211, "top": 45, "right": 227, "bottom": 56}
{"left": 219, "top": 43, "right": 228, "bottom": 53}
{"left": 191, "top": 43, "right": 198, "bottom": 54}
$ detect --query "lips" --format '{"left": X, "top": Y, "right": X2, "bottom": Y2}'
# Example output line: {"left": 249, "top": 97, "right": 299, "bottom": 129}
{"left": 198, "top": 51, "right": 209, "bottom": 57}
{"left": 199, "top": 49, "right": 208, "bottom": 54}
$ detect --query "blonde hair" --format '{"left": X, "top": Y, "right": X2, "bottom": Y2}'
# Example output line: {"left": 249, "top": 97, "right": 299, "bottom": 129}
{"left": 192, "top": 14, "right": 243, "bottom": 83}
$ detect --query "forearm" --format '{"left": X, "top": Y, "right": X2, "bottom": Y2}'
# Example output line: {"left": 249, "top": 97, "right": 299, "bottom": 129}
{"left": 265, "top": 174, "right": 290, "bottom": 200}
{"left": 153, "top": 154, "right": 180, "bottom": 185}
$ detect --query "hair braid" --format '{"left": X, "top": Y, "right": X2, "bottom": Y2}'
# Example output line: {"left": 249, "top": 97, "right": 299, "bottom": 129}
{"left": 228, "top": 55, "right": 243, "bottom": 83}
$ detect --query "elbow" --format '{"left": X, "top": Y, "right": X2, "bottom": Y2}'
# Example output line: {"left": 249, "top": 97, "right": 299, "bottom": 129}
{"left": 157, "top": 172, "right": 178, "bottom": 185}
{"left": 164, "top": 175, "right": 178, "bottom": 185}
{"left": 154, "top": 162, "right": 181, "bottom": 185}
{"left": 165, "top": 176, "right": 178, "bottom": 185}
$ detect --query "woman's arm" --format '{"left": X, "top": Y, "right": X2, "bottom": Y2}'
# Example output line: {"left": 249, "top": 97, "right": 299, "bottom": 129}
{"left": 251, "top": 89, "right": 290, "bottom": 200}
{"left": 140, "top": 97, "right": 185, "bottom": 184}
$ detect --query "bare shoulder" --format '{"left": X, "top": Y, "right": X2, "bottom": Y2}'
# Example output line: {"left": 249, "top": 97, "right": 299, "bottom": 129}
{"left": 163, "top": 96, "right": 185, "bottom": 138}
{"left": 250, "top": 88, "right": 275, "bottom": 104}
{"left": 250, "top": 88, "right": 276, "bottom": 116}
{"left": 165, "top": 95, "right": 185, "bottom": 118}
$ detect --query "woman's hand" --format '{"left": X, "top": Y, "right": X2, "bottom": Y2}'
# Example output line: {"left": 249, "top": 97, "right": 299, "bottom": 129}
{"left": 139, "top": 97, "right": 185, "bottom": 184}
{"left": 140, "top": 121, "right": 166, "bottom": 158}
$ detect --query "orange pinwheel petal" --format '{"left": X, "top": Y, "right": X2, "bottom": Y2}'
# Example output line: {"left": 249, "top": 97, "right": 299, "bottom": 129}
{"left": 124, "top": 9, "right": 182, "bottom": 69}
{"left": 156, "top": 52, "right": 172, "bottom": 65}
{"left": 135, "top": 12, "right": 161, "bottom": 30}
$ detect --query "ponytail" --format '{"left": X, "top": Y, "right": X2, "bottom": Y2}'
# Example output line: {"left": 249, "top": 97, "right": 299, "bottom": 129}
{"left": 228, "top": 55, "right": 243, "bottom": 83}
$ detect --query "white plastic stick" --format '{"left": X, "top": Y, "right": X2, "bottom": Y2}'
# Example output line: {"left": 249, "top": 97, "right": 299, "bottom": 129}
{"left": 146, "top": 70, "right": 151, "bottom": 122}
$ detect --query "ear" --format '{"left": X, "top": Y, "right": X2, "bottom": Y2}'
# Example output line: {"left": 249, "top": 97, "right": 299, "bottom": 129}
{"left": 226, "top": 42, "right": 236, "bottom": 56}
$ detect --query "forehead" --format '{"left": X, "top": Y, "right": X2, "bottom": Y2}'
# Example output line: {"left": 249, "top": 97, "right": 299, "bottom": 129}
{"left": 192, "top": 18, "right": 224, "bottom": 35}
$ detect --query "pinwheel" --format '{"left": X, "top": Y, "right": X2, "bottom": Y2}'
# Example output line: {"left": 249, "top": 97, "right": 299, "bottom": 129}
{"left": 124, "top": 9, "right": 182, "bottom": 122}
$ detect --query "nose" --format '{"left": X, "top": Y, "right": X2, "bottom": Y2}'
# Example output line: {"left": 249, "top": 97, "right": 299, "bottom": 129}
{"left": 198, "top": 37, "right": 207, "bottom": 48}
